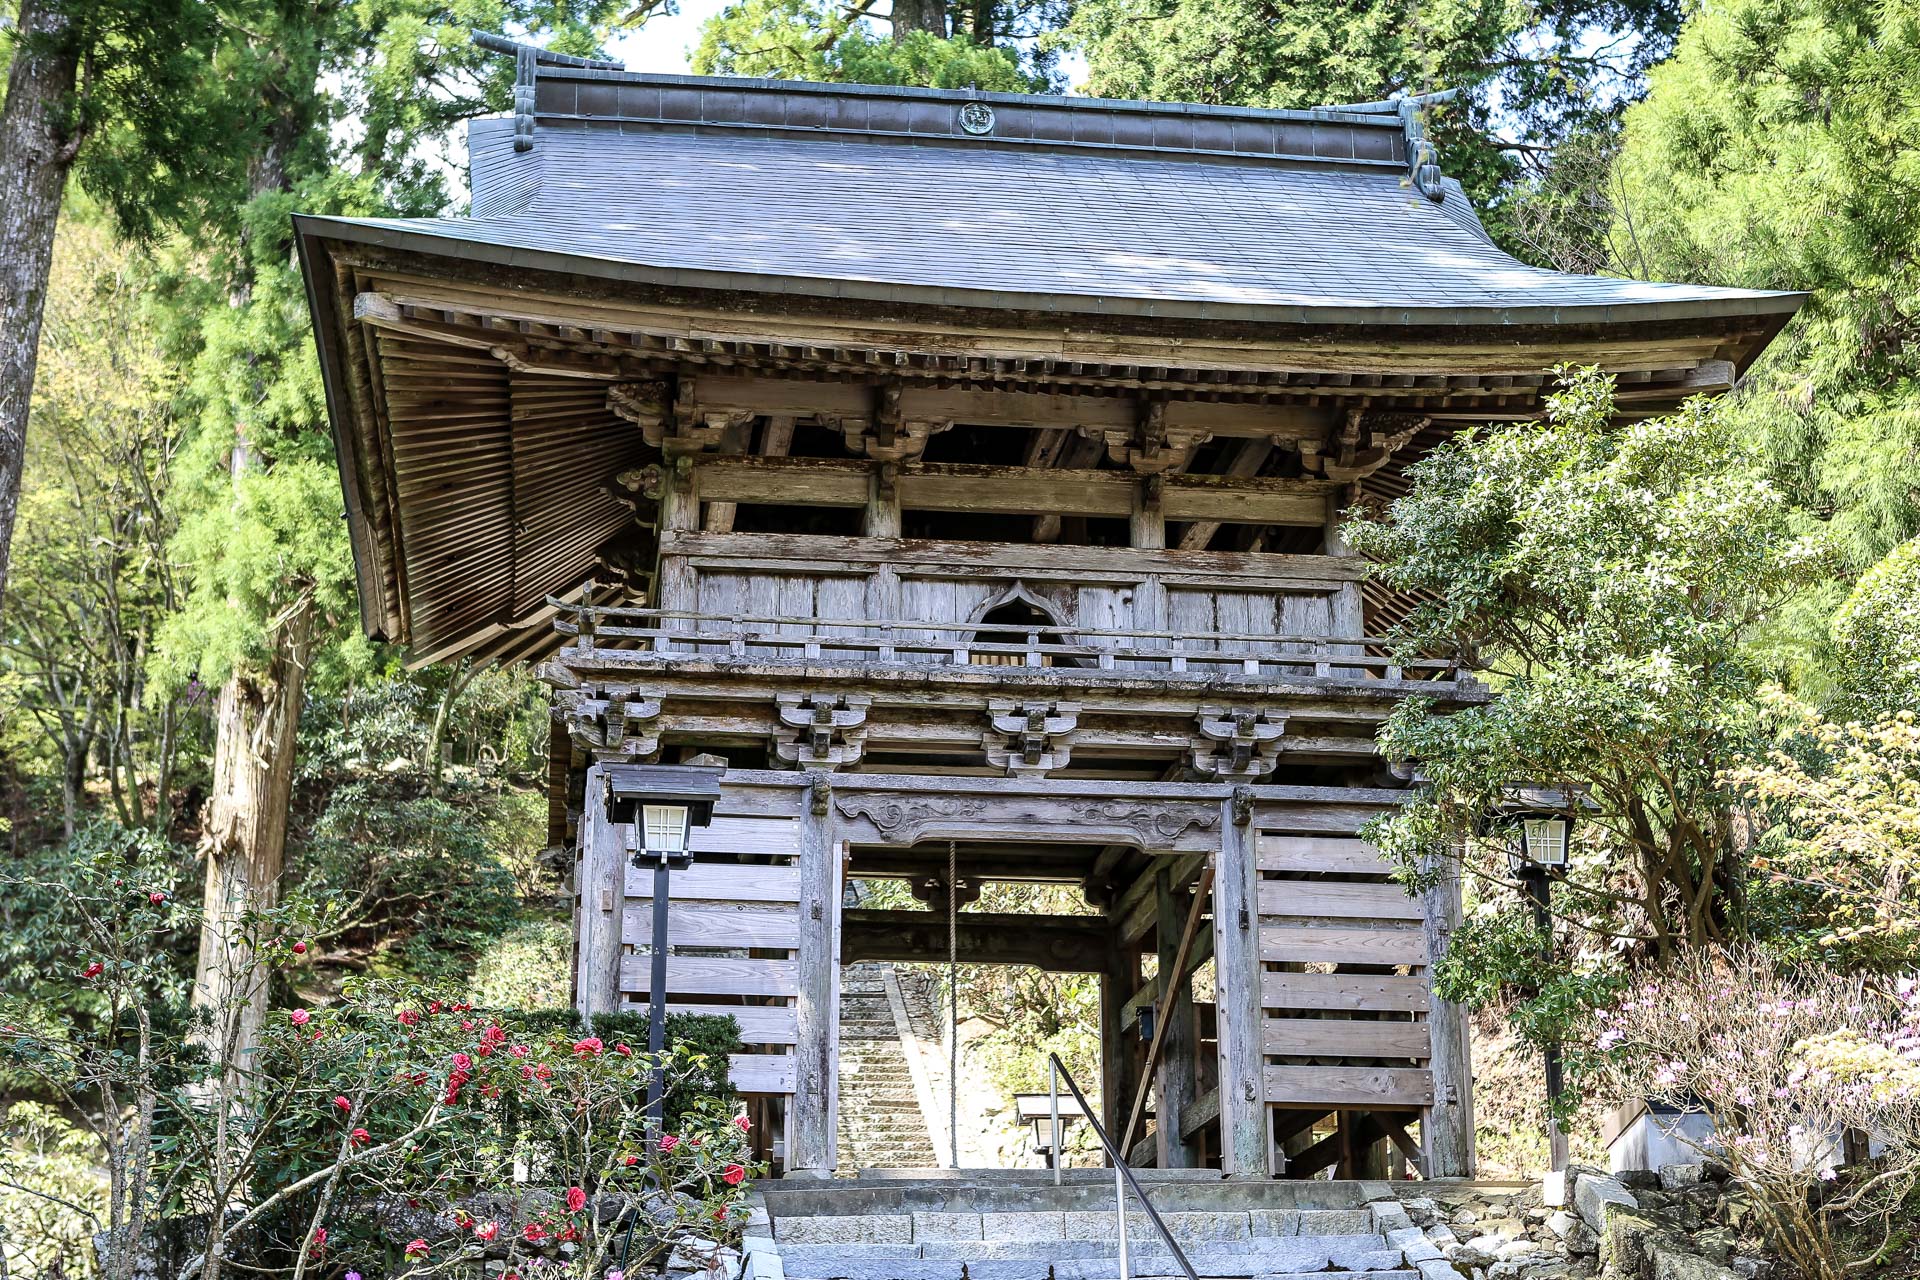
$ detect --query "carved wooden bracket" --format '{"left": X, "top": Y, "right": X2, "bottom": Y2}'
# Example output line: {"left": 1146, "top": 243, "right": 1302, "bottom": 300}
{"left": 983, "top": 698, "right": 1082, "bottom": 775}
{"left": 1099, "top": 400, "right": 1211, "bottom": 474}
{"left": 840, "top": 383, "right": 951, "bottom": 462}
{"left": 774, "top": 693, "right": 872, "bottom": 769}
{"left": 551, "top": 684, "right": 664, "bottom": 760}
{"left": 1303, "top": 409, "right": 1430, "bottom": 482}
{"left": 608, "top": 376, "right": 749, "bottom": 454}
{"left": 1191, "top": 705, "right": 1290, "bottom": 781}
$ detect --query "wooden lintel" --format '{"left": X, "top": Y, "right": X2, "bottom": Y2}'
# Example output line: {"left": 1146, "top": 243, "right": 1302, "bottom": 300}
{"left": 690, "top": 457, "right": 1335, "bottom": 525}
{"left": 840, "top": 909, "right": 1111, "bottom": 973}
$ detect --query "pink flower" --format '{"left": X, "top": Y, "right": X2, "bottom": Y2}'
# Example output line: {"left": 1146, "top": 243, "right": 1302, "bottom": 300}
{"left": 332, "top": 1096, "right": 352, "bottom": 1113}
{"left": 351, "top": 1127, "right": 370, "bottom": 1146}
{"left": 474, "top": 1220, "right": 499, "bottom": 1241}
{"left": 510, "top": 1044, "right": 530, "bottom": 1058}
{"left": 398, "top": 1009, "right": 421, "bottom": 1027}
{"left": 566, "top": 1185, "right": 587, "bottom": 1213}
{"left": 404, "top": 1238, "right": 429, "bottom": 1259}
{"left": 533, "top": 1063, "right": 553, "bottom": 1081}
{"left": 572, "top": 1037, "right": 603, "bottom": 1057}
{"left": 79, "top": 961, "right": 104, "bottom": 980}
{"left": 659, "top": 1133, "right": 680, "bottom": 1152}
{"left": 614, "top": 1042, "right": 632, "bottom": 1056}
{"left": 289, "top": 1008, "right": 311, "bottom": 1026}
{"left": 522, "top": 1222, "right": 548, "bottom": 1243}
{"left": 312, "top": 1226, "right": 327, "bottom": 1249}
{"left": 148, "top": 891, "right": 166, "bottom": 905}
{"left": 451, "top": 1052, "right": 472, "bottom": 1071}
{"left": 722, "top": 1163, "right": 746, "bottom": 1186}
{"left": 482, "top": 1025, "right": 508, "bottom": 1045}
{"left": 735, "top": 1115, "right": 752, "bottom": 1132}
{"left": 428, "top": 1000, "right": 443, "bottom": 1014}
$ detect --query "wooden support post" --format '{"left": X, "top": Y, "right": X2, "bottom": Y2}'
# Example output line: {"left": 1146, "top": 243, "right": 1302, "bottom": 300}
{"left": 865, "top": 463, "right": 902, "bottom": 538}
{"left": 572, "top": 766, "right": 622, "bottom": 1024}
{"left": 658, "top": 457, "right": 700, "bottom": 615}
{"left": 1130, "top": 478, "right": 1167, "bottom": 550}
{"left": 1153, "top": 866, "right": 1200, "bottom": 1168}
{"left": 1421, "top": 851, "right": 1475, "bottom": 1178}
{"left": 788, "top": 789, "right": 842, "bottom": 1177}
{"left": 1101, "top": 945, "right": 1140, "bottom": 1148}
{"left": 1212, "top": 801, "right": 1267, "bottom": 1177}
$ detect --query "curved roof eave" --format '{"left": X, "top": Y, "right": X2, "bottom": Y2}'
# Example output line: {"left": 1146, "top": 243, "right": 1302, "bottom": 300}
{"left": 294, "top": 214, "right": 1809, "bottom": 334}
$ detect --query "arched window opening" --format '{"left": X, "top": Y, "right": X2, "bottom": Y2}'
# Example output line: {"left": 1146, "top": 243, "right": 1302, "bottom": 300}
{"left": 970, "top": 597, "right": 1068, "bottom": 667}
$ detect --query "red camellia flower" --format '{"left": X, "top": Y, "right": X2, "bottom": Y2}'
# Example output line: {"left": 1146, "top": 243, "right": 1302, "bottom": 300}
{"left": 451, "top": 1052, "right": 472, "bottom": 1071}
{"left": 614, "top": 1042, "right": 632, "bottom": 1056}
{"left": 475, "top": 1043, "right": 494, "bottom": 1057}
{"left": 351, "top": 1127, "right": 370, "bottom": 1146}
{"left": 291, "top": 941, "right": 307, "bottom": 955}
{"left": 735, "top": 1115, "right": 752, "bottom": 1132}
{"left": 80, "top": 961, "right": 104, "bottom": 980}
{"left": 397, "top": 1009, "right": 421, "bottom": 1027}
{"left": 559, "top": 1224, "right": 579, "bottom": 1243}
{"left": 461, "top": 1019, "right": 475, "bottom": 1031}
{"left": 332, "top": 1096, "right": 352, "bottom": 1113}
{"left": 473, "top": 1220, "right": 499, "bottom": 1241}
{"left": 313, "top": 1226, "right": 327, "bottom": 1249}
{"left": 288, "top": 1008, "right": 311, "bottom": 1026}
{"left": 722, "top": 1163, "right": 746, "bottom": 1186}
{"left": 572, "top": 1037, "right": 603, "bottom": 1057}
{"left": 427, "top": 1000, "right": 442, "bottom": 1014}
{"left": 509, "top": 1044, "right": 530, "bottom": 1058}
{"left": 624, "top": 1154, "right": 639, "bottom": 1167}
{"left": 713, "top": 1207, "right": 727, "bottom": 1222}
{"left": 521, "top": 1222, "right": 547, "bottom": 1243}
{"left": 533, "top": 1064, "right": 553, "bottom": 1081}
{"left": 404, "top": 1239, "right": 428, "bottom": 1259}
{"left": 148, "top": 891, "right": 166, "bottom": 905}
{"left": 565, "top": 1185, "right": 587, "bottom": 1213}
{"left": 658, "top": 1133, "right": 679, "bottom": 1152}
{"left": 483, "top": 1025, "right": 508, "bottom": 1045}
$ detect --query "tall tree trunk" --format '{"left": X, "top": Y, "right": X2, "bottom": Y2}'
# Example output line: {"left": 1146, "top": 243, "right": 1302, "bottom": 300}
{"left": 0, "top": 0, "right": 83, "bottom": 613}
{"left": 891, "top": 0, "right": 948, "bottom": 39}
{"left": 191, "top": 596, "right": 314, "bottom": 1061}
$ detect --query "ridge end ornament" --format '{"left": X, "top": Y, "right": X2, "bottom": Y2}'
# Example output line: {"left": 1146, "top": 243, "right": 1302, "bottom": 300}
{"left": 958, "top": 101, "right": 996, "bottom": 135}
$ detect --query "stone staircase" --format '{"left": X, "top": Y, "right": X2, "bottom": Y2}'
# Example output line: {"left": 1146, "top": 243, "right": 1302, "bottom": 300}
{"left": 749, "top": 1171, "right": 1441, "bottom": 1280}
{"left": 836, "top": 964, "right": 941, "bottom": 1170}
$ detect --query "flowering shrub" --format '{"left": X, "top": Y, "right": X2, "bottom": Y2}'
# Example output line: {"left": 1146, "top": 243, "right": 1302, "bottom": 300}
{"left": 0, "top": 840, "right": 760, "bottom": 1280}
{"left": 1581, "top": 949, "right": 1920, "bottom": 1280}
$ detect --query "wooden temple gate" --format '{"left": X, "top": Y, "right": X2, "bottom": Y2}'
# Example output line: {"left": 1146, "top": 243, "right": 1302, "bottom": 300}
{"left": 572, "top": 770, "right": 1473, "bottom": 1179}
{"left": 295, "top": 56, "right": 1797, "bottom": 1185}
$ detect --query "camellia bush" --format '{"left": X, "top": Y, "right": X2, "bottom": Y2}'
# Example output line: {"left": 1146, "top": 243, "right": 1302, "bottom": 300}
{"left": 1581, "top": 949, "right": 1920, "bottom": 1280}
{"left": 0, "top": 836, "right": 759, "bottom": 1280}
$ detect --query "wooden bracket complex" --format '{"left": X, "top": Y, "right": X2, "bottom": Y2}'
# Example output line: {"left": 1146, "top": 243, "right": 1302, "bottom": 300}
{"left": 774, "top": 693, "right": 872, "bottom": 769}
{"left": 983, "top": 699, "right": 1082, "bottom": 775}
{"left": 1191, "top": 705, "right": 1289, "bottom": 781}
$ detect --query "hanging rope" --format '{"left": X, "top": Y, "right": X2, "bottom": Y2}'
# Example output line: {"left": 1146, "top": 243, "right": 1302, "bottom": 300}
{"left": 947, "top": 837, "right": 960, "bottom": 1169}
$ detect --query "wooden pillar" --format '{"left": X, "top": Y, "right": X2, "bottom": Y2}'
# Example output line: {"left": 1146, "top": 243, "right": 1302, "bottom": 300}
{"left": 1212, "top": 800, "right": 1267, "bottom": 1177}
{"left": 1101, "top": 945, "right": 1139, "bottom": 1150}
{"left": 1130, "top": 478, "right": 1166, "bottom": 550}
{"left": 1153, "top": 866, "right": 1199, "bottom": 1168}
{"left": 572, "top": 766, "right": 623, "bottom": 1024}
{"left": 657, "top": 456, "right": 699, "bottom": 615}
{"left": 865, "top": 463, "right": 902, "bottom": 538}
{"left": 789, "top": 787, "right": 843, "bottom": 1177}
{"left": 1420, "top": 852, "right": 1475, "bottom": 1178}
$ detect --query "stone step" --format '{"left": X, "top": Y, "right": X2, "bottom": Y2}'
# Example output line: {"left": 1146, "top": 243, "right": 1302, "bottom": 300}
{"left": 775, "top": 1238, "right": 1416, "bottom": 1280}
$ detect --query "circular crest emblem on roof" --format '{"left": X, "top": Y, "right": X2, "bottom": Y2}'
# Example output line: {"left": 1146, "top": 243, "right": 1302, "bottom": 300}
{"left": 958, "top": 102, "right": 996, "bottom": 136}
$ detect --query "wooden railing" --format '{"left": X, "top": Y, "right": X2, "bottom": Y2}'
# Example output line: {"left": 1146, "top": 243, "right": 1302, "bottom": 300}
{"left": 553, "top": 603, "right": 1465, "bottom": 687}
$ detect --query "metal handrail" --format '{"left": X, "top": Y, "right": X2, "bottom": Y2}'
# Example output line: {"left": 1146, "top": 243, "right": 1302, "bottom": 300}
{"left": 1046, "top": 1052, "right": 1199, "bottom": 1280}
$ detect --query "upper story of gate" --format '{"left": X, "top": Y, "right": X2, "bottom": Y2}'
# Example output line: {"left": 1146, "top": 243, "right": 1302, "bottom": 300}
{"left": 294, "top": 57, "right": 1803, "bottom": 778}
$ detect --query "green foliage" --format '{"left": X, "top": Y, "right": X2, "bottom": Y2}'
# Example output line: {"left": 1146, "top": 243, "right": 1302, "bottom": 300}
{"left": 1732, "top": 693, "right": 1920, "bottom": 969}
{"left": 508, "top": 1008, "right": 743, "bottom": 1128}
{"left": 693, "top": 0, "right": 1042, "bottom": 88}
{"left": 1061, "top": 0, "right": 1686, "bottom": 241}
{"left": 468, "top": 919, "right": 576, "bottom": 1009}
{"left": 1348, "top": 368, "right": 1826, "bottom": 953}
{"left": 1830, "top": 538, "right": 1920, "bottom": 719}
{"left": 1613, "top": 0, "right": 1920, "bottom": 573}
{"left": 0, "top": 1101, "right": 103, "bottom": 1276}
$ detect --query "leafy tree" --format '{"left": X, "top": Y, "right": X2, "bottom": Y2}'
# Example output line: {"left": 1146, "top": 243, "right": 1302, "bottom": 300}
{"left": 693, "top": 0, "right": 1041, "bottom": 89}
{"left": 2, "top": 212, "right": 195, "bottom": 839}
{"left": 0, "top": 0, "right": 257, "bottom": 612}
{"left": 1346, "top": 368, "right": 1825, "bottom": 956}
{"left": 1060, "top": 0, "right": 1687, "bottom": 239}
{"left": 1611, "top": 0, "right": 1920, "bottom": 573}
{"left": 1829, "top": 537, "right": 1920, "bottom": 720}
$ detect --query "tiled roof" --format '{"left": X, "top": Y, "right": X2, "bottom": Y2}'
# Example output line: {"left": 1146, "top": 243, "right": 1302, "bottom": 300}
{"left": 300, "top": 71, "right": 1802, "bottom": 326}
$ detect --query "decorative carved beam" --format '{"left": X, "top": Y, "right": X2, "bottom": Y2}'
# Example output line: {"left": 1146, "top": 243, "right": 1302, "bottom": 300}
{"left": 1303, "top": 409, "right": 1430, "bottom": 483}
{"left": 550, "top": 684, "right": 664, "bottom": 760}
{"left": 1101, "top": 399, "right": 1212, "bottom": 474}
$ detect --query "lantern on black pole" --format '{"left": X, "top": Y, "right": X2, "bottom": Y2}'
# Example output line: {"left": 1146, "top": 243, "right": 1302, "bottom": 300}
{"left": 607, "top": 764, "right": 722, "bottom": 1136}
{"left": 1488, "top": 787, "right": 1577, "bottom": 1172}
